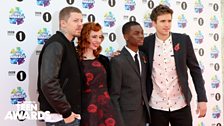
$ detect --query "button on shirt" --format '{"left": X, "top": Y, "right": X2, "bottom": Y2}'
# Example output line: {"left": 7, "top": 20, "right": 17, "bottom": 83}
{"left": 125, "top": 46, "right": 142, "bottom": 74}
{"left": 149, "top": 35, "right": 187, "bottom": 111}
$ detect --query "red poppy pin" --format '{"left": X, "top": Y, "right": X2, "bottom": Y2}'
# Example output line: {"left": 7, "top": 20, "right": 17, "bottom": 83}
{"left": 141, "top": 56, "right": 147, "bottom": 63}
{"left": 174, "top": 43, "right": 180, "bottom": 52}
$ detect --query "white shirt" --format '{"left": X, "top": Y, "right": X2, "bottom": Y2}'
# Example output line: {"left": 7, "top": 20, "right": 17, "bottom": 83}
{"left": 44, "top": 113, "right": 63, "bottom": 122}
{"left": 125, "top": 46, "right": 142, "bottom": 74}
{"left": 149, "top": 35, "right": 187, "bottom": 111}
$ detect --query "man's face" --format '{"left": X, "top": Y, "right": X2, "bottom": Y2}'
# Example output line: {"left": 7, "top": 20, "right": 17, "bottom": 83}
{"left": 61, "top": 12, "right": 83, "bottom": 37}
{"left": 125, "top": 25, "right": 144, "bottom": 47}
{"left": 153, "top": 13, "right": 172, "bottom": 37}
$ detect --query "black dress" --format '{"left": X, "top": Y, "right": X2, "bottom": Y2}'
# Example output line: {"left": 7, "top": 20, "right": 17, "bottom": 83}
{"left": 81, "top": 58, "right": 116, "bottom": 126}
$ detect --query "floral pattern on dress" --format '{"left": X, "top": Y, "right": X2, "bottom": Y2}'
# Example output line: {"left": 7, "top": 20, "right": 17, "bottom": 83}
{"left": 81, "top": 59, "right": 116, "bottom": 126}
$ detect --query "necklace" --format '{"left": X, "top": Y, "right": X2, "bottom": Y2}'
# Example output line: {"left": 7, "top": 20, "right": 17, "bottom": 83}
{"left": 83, "top": 56, "right": 96, "bottom": 60}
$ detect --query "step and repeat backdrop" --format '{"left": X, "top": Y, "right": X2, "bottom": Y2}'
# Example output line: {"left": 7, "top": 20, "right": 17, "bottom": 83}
{"left": 0, "top": 0, "right": 223, "bottom": 126}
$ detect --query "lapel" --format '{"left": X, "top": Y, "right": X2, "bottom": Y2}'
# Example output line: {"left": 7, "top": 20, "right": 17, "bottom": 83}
{"left": 139, "top": 51, "right": 147, "bottom": 86}
{"left": 121, "top": 47, "right": 140, "bottom": 77}
{"left": 139, "top": 51, "right": 146, "bottom": 76}
{"left": 171, "top": 33, "right": 180, "bottom": 70}
{"left": 148, "top": 34, "right": 156, "bottom": 71}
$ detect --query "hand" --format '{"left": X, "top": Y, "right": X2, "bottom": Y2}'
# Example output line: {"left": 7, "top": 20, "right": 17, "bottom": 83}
{"left": 111, "top": 50, "right": 121, "bottom": 58}
{"left": 64, "top": 112, "right": 80, "bottom": 123}
{"left": 196, "top": 102, "right": 207, "bottom": 118}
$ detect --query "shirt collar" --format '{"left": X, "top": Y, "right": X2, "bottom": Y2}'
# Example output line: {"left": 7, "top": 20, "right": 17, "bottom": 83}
{"left": 155, "top": 33, "right": 172, "bottom": 44}
{"left": 125, "top": 46, "right": 139, "bottom": 59}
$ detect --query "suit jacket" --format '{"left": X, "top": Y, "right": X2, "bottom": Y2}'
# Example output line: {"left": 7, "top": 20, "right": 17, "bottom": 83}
{"left": 140, "top": 33, "right": 207, "bottom": 105}
{"left": 109, "top": 47, "right": 151, "bottom": 126}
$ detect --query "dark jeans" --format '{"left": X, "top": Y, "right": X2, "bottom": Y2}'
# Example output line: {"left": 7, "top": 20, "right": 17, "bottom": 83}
{"left": 150, "top": 106, "right": 192, "bottom": 126}
{"left": 46, "top": 119, "right": 80, "bottom": 126}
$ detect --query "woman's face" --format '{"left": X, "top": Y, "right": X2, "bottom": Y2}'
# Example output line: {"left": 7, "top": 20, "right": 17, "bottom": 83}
{"left": 87, "top": 30, "right": 104, "bottom": 51}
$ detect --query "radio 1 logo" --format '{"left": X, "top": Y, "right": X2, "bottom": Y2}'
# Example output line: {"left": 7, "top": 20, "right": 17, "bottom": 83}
{"left": 37, "top": 28, "right": 51, "bottom": 44}
{"left": 210, "top": 16, "right": 219, "bottom": 29}
{"left": 104, "top": 12, "right": 116, "bottom": 27}
{"left": 194, "top": 0, "right": 203, "bottom": 13}
{"left": 210, "top": 45, "right": 219, "bottom": 59}
{"left": 212, "top": 105, "right": 221, "bottom": 119}
{"left": 82, "top": 0, "right": 95, "bottom": 9}
{"left": 211, "top": 75, "right": 220, "bottom": 89}
{"left": 9, "top": 7, "right": 25, "bottom": 25}
{"left": 105, "top": 46, "right": 115, "bottom": 59}
{"left": 177, "top": 14, "right": 187, "bottom": 28}
{"left": 160, "top": 0, "right": 171, "bottom": 7}
{"left": 194, "top": 31, "right": 204, "bottom": 44}
{"left": 10, "top": 47, "right": 26, "bottom": 65}
{"left": 143, "top": 12, "right": 153, "bottom": 28}
{"left": 124, "top": 0, "right": 136, "bottom": 11}
{"left": 36, "top": 0, "right": 51, "bottom": 7}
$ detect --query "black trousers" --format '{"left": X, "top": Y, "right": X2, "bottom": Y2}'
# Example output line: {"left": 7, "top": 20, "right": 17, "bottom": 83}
{"left": 150, "top": 106, "right": 192, "bottom": 126}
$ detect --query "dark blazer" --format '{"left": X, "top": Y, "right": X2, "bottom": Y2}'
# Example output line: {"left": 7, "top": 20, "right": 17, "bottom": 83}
{"left": 109, "top": 47, "right": 150, "bottom": 126}
{"left": 140, "top": 33, "right": 207, "bottom": 105}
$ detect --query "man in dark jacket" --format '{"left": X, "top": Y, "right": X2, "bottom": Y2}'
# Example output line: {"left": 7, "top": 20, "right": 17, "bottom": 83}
{"left": 140, "top": 4, "right": 207, "bottom": 126}
{"left": 37, "top": 6, "right": 83, "bottom": 126}
{"left": 110, "top": 21, "right": 151, "bottom": 126}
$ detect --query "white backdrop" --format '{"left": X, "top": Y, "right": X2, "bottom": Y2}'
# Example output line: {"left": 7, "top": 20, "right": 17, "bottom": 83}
{"left": 0, "top": 0, "right": 223, "bottom": 126}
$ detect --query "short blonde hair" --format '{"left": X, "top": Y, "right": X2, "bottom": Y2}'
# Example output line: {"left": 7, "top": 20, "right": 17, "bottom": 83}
{"left": 59, "top": 6, "right": 82, "bottom": 21}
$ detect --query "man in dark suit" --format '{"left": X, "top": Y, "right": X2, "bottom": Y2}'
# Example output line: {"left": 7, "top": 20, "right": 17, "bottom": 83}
{"left": 109, "top": 21, "right": 150, "bottom": 126}
{"left": 140, "top": 4, "right": 207, "bottom": 126}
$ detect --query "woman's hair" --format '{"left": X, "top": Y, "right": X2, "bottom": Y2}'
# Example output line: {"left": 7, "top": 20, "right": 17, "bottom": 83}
{"left": 77, "top": 22, "right": 103, "bottom": 59}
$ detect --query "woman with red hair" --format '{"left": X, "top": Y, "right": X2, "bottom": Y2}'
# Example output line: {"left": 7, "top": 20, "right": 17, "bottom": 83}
{"left": 77, "top": 22, "right": 117, "bottom": 126}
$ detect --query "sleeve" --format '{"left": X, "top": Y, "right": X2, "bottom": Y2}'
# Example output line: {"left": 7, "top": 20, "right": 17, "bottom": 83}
{"left": 40, "top": 42, "right": 72, "bottom": 118}
{"left": 139, "top": 37, "right": 149, "bottom": 56}
{"left": 97, "top": 55, "right": 112, "bottom": 91}
{"left": 109, "top": 57, "right": 125, "bottom": 126}
{"left": 186, "top": 35, "right": 207, "bottom": 102}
